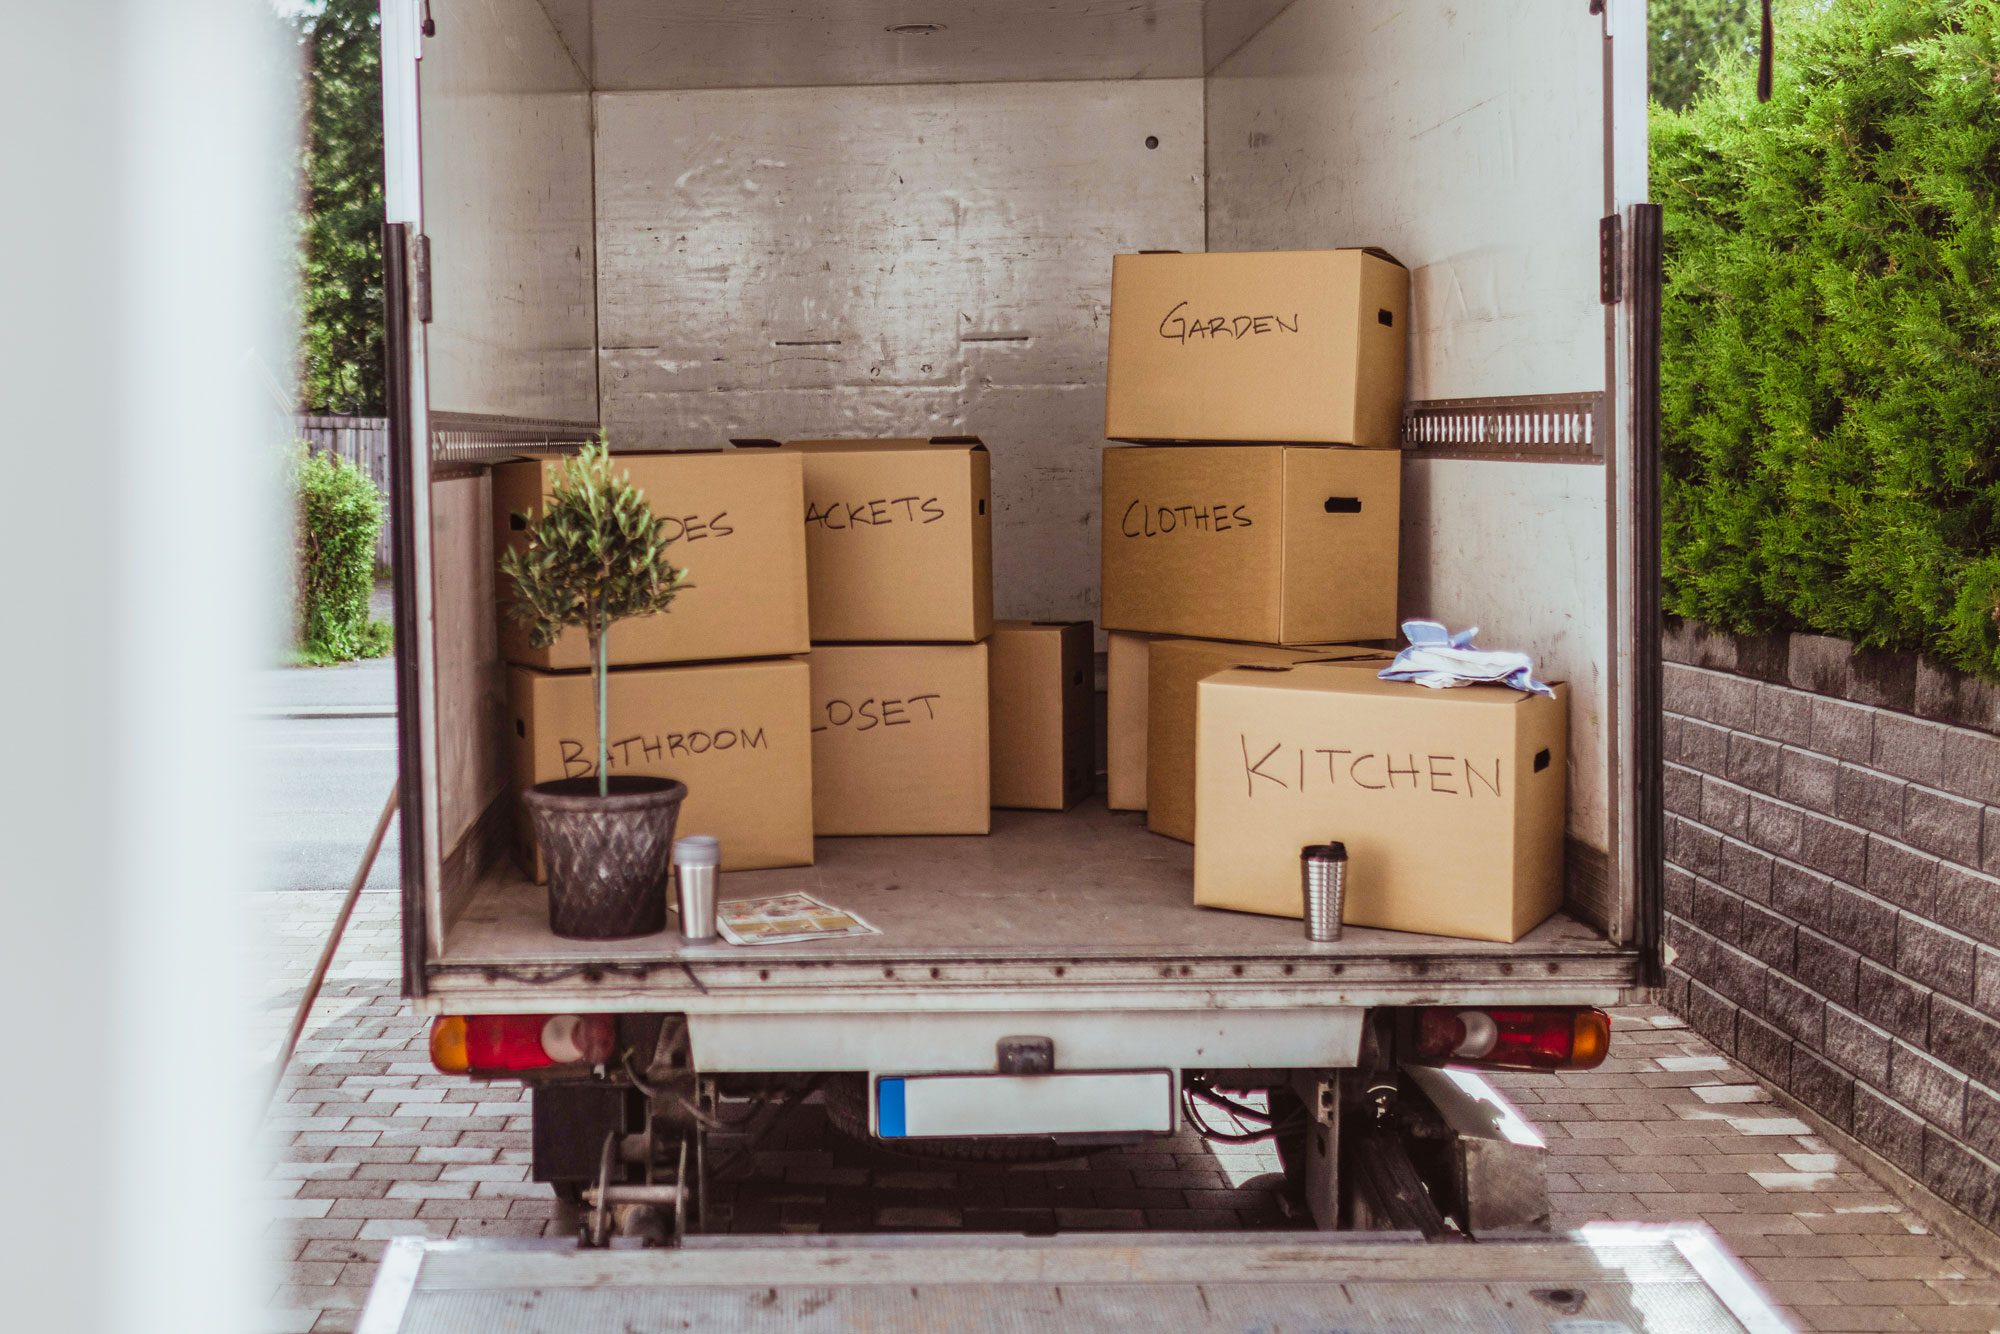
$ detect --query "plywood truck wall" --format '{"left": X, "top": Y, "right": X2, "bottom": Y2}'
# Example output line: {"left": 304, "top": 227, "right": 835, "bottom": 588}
{"left": 591, "top": 80, "right": 1203, "bottom": 627}
{"left": 1207, "top": 0, "right": 1617, "bottom": 924}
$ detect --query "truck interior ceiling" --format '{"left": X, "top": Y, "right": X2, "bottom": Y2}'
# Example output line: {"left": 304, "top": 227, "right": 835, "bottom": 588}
{"left": 403, "top": 0, "right": 1643, "bottom": 1002}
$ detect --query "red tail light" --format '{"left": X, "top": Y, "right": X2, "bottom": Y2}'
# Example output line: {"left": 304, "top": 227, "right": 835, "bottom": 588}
{"left": 1413, "top": 1007, "right": 1610, "bottom": 1071}
{"left": 429, "top": 1014, "right": 617, "bottom": 1074}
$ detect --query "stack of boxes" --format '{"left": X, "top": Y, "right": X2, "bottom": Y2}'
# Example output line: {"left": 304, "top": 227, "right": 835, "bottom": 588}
{"left": 764, "top": 437, "right": 996, "bottom": 837}
{"left": 501, "top": 433, "right": 1097, "bottom": 890}
{"left": 494, "top": 245, "right": 1567, "bottom": 948}
{"left": 1099, "top": 248, "right": 1568, "bottom": 944}
{"left": 496, "top": 450, "right": 817, "bottom": 875}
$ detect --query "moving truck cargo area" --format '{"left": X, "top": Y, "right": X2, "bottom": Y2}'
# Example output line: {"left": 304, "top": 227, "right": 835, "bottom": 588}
{"left": 376, "top": 0, "right": 1662, "bottom": 1254}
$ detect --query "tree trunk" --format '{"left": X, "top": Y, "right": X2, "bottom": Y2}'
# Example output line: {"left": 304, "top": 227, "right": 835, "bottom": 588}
{"left": 591, "top": 613, "right": 610, "bottom": 798}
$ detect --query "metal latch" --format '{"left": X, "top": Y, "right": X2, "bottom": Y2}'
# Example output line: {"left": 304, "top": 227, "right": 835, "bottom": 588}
{"left": 413, "top": 233, "right": 433, "bottom": 324}
{"left": 1599, "top": 215, "right": 1622, "bottom": 305}
{"left": 996, "top": 1036, "right": 1054, "bottom": 1074}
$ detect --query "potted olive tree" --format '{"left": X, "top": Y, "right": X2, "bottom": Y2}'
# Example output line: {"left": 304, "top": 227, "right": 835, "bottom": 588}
{"left": 501, "top": 441, "right": 690, "bottom": 939}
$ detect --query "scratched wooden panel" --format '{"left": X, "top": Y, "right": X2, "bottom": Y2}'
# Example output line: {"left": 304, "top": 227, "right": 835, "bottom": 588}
{"left": 594, "top": 80, "right": 1205, "bottom": 623}
{"left": 1207, "top": 0, "right": 1615, "bottom": 866}
{"left": 428, "top": 474, "right": 509, "bottom": 881}
{"left": 583, "top": 0, "right": 1293, "bottom": 92}
{"left": 420, "top": 0, "right": 596, "bottom": 422}
{"left": 1206, "top": 0, "right": 1606, "bottom": 402}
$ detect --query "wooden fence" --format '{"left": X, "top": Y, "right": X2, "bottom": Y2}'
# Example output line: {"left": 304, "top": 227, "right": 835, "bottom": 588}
{"left": 296, "top": 414, "right": 393, "bottom": 567}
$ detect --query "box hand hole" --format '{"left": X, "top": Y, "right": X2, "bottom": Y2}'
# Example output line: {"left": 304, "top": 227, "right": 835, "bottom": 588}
{"left": 1324, "top": 496, "right": 1362, "bottom": 514}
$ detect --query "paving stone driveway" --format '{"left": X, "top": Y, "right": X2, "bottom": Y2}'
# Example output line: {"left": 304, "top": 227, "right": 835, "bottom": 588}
{"left": 260, "top": 888, "right": 2000, "bottom": 1333}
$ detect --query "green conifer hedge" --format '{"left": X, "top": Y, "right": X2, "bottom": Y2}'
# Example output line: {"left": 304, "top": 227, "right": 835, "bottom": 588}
{"left": 295, "top": 448, "right": 389, "bottom": 665}
{"left": 1654, "top": 0, "right": 2000, "bottom": 680}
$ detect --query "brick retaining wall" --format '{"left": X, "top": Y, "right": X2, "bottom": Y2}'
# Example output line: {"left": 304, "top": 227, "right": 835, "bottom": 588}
{"left": 1661, "top": 620, "right": 2000, "bottom": 1224}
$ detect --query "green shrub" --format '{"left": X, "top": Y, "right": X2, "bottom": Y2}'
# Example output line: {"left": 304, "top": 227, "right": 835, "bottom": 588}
{"left": 1654, "top": 0, "right": 2000, "bottom": 680}
{"left": 295, "top": 447, "right": 388, "bottom": 664}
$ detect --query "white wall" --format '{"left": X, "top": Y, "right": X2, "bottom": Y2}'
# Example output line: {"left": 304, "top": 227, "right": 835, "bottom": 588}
{"left": 592, "top": 80, "right": 1206, "bottom": 624}
{"left": 421, "top": 0, "right": 598, "bottom": 422}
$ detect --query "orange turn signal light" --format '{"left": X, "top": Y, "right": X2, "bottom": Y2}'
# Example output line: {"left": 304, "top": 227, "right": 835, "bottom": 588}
{"left": 429, "top": 1015, "right": 470, "bottom": 1073}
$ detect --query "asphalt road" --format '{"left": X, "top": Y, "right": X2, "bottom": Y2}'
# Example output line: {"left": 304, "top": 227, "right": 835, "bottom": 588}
{"left": 253, "top": 655, "right": 401, "bottom": 894}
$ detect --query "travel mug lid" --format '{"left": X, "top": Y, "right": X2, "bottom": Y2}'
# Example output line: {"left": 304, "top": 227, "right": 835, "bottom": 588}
{"left": 1300, "top": 842, "right": 1348, "bottom": 861}
{"left": 673, "top": 835, "right": 721, "bottom": 867}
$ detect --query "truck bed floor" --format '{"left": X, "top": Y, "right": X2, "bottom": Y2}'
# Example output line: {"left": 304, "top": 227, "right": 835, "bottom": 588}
{"left": 428, "top": 803, "right": 1633, "bottom": 1009}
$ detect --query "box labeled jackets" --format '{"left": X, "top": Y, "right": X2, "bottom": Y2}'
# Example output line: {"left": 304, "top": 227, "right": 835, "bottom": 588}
{"left": 1194, "top": 664, "right": 1567, "bottom": 943}
{"left": 987, "top": 620, "right": 1094, "bottom": 811}
{"left": 810, "top": 643, "right": 990, "bottom": 835}
{"left": 507, "top": 658, "right": 814, "bottom": 878}
{"left": 1100, "top": 445, "right": 1401, "bottom": 644}
{"left": 493, "top": 450, "right": 809, "bottom": 670}
{"left": 1105, "top": 630, "right": 1160, "bottom": 811}
{"left": 1146, "top": 641, "right": 1382, "bottom": 843}
{"left": 1105, "top": 249, "right": 1410, "bottom": 447}
{"left": 758, "top": 438, "right": 992, "bottom": 643}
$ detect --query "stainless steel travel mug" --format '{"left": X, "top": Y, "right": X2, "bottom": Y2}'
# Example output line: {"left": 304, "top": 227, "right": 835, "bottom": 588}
{"left": 673, "top": 835, "right": 720, "bottom": 943}
{"left": 1301, "top": 843, "right": 1347, "bottom": 942}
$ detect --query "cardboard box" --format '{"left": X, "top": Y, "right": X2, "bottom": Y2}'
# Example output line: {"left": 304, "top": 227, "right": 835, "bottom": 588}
{"left": 1146, "top": 641, "right": 1383, "bottom": 843}
{"left": 1193, "top": 664, "right": 1567, "bottom": 943}
{"left": 810, "top": 643, "right": 991, "bottom": 835}
{"left": 1100, "top": 444, "right": 1401, "bottom": 644}
{"left": 1105, "top": 249, "right": 1410, "bottom": 447}
{"left": 737, "top": 437, "right": 992, "bottom": 643}
{"left": 493, "top": 450, "right": 810, "bottom": 671}
{"left": 988, "top": 621, "right": 1094, "bottom": 811}
{"left": 507, "top": 658, "right": 814, "bottom": 878}
{"left": 1105, "top": 631, "right": 1160, "bottom": 811}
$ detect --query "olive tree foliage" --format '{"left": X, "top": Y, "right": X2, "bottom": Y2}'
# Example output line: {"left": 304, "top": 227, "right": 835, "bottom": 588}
{"left": 295, "top": 0, "right": 385, "bottom": 416}
{"left": 501, "top": 444, "right": 690, "bottom": 796}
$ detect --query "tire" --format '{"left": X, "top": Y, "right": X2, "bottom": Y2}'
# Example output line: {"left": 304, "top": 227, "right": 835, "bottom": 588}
{"left": 821, "top": 1075, "right": 1095, "bottom": 1164}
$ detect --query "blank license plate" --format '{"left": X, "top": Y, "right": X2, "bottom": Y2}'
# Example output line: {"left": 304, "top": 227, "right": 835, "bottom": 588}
{"left": 873, "top": 1071, "right": 1176, "bottom": 1139}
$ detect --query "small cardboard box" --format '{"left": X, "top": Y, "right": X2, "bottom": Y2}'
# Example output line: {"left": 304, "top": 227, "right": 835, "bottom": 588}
{"left": 1105, "top": 630, "right": 1160, "bottom": 811}
{"left": 810, "top": 643, "right": 991, "bottom": 835}
{"left": 1193, "top": 664, "right": 1567, "bottom": 943}
{"left": 507, "top": 658, "right": 814, "bottom": 878}
{"left": 493, "top": 450, "right": 809, "bottom": 670}
{"left": 988, "top": 620, "right": 1094, "bottom": 811}
{"left": 1100, "top": 444, "right": 1401, "bottom": 644}
{"left": 743, "top": 437, "right": 992, "bottom": 643}
{"left": 1146, "top": 641, "right": 1382, "bottom": 843}
{"left": 1105, "top": 249, "right": 1410, "bottom": 447}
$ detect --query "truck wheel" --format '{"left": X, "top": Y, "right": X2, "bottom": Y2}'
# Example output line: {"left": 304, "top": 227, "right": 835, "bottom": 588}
{"left": 821, "top": 1076, "right": 1091, "bottom": 1164}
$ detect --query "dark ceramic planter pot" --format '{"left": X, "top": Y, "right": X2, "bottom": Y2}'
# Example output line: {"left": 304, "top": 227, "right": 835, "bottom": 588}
{"left": 522, "top": 776, "right": 686, "bottom": 940}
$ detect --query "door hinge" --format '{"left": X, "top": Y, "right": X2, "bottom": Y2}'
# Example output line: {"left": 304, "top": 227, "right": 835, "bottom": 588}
{"left": 413, "top": 232, "right": 433, "bottom": 324}
{"left": 1599, "top": 214, "right": 1622, "bottom": 305}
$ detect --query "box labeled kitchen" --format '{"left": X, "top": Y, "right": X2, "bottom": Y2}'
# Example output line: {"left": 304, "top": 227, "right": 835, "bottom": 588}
{"left": 987, "top": 620, "right": 1094, "bottom": 811}
{"left": 494, "top": 450, "right": 809, "bottom": 670}
{"left": 1146, "top": 640, "right": 1382, "bottom": 843}
{"left": 507, "top": 658, "right": 814, "bottom": 878}
{"left": 758, "top": 437, "right": 993, "bottom": 643}
{"left": 810, "top": 642, "right": 990, "bottom": 835}
{"left": 1104, "top": 249, "right": 1410, "bottom": 447}
{"left": 1105, "top": 630, "right": 1160, "bottom": 811}
{"left": 1194, "top": 663, "right": 1566, "bottom": 943}
{"left": 1101, "top": 444, "right": 1400, "bottom": 644}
